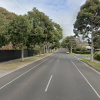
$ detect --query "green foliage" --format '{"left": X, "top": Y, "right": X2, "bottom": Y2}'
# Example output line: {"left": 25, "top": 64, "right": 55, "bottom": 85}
{"left": 0, "top": 7, "right": 63, "bottom": 50}
{"left": 75, "top": 51, "right": 91, "bottom": 54}
{"left": 27, "top": 7, "right": 63, "bottom": 49}
{"left": 81, "top": 58, "right": 100, "bottom": 71}
{"left": 0, "top": 7, "right": 16, "bottom": 47}
{"left": 94, "top": 52, "right": 100, "bottom": 60}
{"left": 61, "top": 36, "right": 77, "bottom": 52}
{"left": 93, "top": 31, "right": 100, "bottom": 49}
{"left": 74, "top": 0, "right": 100, "bottom": 61}
{"left": 74, "top": 0, "right": 100, "bottom": 38}
{"left": 74, "top": 0, "right": 100, "bottom": 37}
{"left": 7, "top": 15, "right": 31, "bottom": 46}
{"left": 73, "top": 46, "right": 90, "bottom": 54}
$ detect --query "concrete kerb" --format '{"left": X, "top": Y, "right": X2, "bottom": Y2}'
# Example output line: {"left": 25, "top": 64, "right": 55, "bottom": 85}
{"left": 0, "top": 53, "right": 54, "bottom": 78}
{"left": 79, "top": 58, "right": 100, "bottom": 73}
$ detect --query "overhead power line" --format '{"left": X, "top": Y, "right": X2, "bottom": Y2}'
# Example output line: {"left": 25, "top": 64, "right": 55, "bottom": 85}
{"left": 15, "top": 0, "right": 28, "bottom": 11}
{"left": 1, "top": 0, "right": 21, "bottom": 14}
{"left": 1, "top": 0, "right": 29, "bottom": 15}
{"left": 11, "top": 0, "right": 27, "bottom": 14}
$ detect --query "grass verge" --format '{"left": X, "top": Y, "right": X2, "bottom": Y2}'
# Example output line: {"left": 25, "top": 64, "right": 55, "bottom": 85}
{"left": 70, "top": 53, "right": 76, "bottom": 55}
{"left": 0, "top": 53, "right": 53, "bottom": 69}
{"left": 81, "top": 58, "right": 100, "bottom": 71}
{"left": 70, "top": 53, "right": 90, "bottom": 56}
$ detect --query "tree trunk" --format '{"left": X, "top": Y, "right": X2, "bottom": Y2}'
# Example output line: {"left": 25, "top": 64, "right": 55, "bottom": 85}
{"left": 90, "top": 28, "right": 94, "bottom": 62}
{"left": 45, "top": 44, "right": 47, "bottom": 53}
{"left": 47, "top": 44, "right": 48, "bottom": 53}
{"left": 44, "top": 45, "right": 45, "bottom": 55}
{"left": 21, "top": 43, "right": 24, "bottom": 62}
{"left": 39, "top": 46, "right": 42, "bottom": 55}
{"left": 71, "top": 46, "right": 72, "bottom": 53}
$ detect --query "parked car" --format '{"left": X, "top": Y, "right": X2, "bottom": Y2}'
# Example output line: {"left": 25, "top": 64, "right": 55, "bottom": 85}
{"left": 66, "top": 51, "right": 70, "bottom": 54}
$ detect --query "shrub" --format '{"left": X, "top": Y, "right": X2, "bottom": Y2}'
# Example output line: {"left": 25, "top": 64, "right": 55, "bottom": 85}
{"left": 75, "top": 51, "right": 90, "bottom": 54}
{"left": 94, "top": 52, "right": 100, "bottom": 61}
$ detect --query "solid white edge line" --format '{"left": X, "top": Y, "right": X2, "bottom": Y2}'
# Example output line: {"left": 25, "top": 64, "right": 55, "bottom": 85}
{"left": 74, "top": 56, "right": 100, "bottom": 75}
{"left": 80, "top": 60, "right": 100, "bottom": 75}
{"left": 71, "top": 60, "right": 100, "bottom": 99}
{"left": 0, "top": 58, "right": 49, "bottom": 90}
{"left": 0, "top": 54, "right": 53, "bottom": 79}
{"left": 45, "top": 75, "right": 53, "bottom": 92}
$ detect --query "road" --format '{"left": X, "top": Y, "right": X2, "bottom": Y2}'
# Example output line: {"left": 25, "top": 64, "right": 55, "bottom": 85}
{"left": 0, "top": 49, "right": 100, "bottom": 100}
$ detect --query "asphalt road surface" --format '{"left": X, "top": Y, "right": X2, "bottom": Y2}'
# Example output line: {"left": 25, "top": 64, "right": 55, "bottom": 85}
{"left": 0, "top": 49, "right": 100, "bottom": 100}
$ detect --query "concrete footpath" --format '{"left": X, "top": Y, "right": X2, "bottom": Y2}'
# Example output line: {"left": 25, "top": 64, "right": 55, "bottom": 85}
{"left": 0, "top": 54, "right": 52, "bottom": 78}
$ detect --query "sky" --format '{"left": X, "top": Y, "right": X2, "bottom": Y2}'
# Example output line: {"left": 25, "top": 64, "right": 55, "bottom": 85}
{"left": 0, "top": 0, "right": 86, "bottom": 39}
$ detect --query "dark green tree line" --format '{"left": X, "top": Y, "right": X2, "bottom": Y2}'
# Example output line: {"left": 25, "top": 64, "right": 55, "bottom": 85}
{"left": 0, "top": 7, "right": 63, "bottom": 61}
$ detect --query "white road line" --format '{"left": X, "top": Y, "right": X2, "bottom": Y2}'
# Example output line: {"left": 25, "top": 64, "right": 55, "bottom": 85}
{"left": 80, "top": 60, "right": 100, "bottom": 75}
{"left": 0, "top": 58, "right": 49, "bottom": 90}
{"left": 74, "top": 56, "right": 80, "bottom": 60}
{"left": 71, "top": 60, "right": 100, "bottom": 99}
{"left": 0, "top": 54, "right": 52, "bottom": 79}
{"left": 74, "top": 56, "right": 100, "bottom": 75}
{"left": 45, "top": 75, "right": 53, "bottom": 92}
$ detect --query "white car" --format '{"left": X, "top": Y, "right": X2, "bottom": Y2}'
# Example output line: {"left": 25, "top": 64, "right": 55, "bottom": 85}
{"left": 66, "top": 51, "right": 69, "bottom": 54}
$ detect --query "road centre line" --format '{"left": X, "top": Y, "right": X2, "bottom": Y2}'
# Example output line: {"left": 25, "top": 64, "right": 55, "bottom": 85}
{"left": 45, "top": 75, "right": 53, "bottom": 92}
{"left": 74, "top": 56, "right": 100, "bottom": 75}
{"left": 71, "top": 60, "right": 100, "bottom": 99}
{"left": 0, "top": 58, "right": 49, "bottom": 90}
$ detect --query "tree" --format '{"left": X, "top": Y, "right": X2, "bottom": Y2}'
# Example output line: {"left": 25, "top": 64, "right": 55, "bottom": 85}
{"left": 61, "top": 36, "right": 76, "bottom": 53}
{"left": 74, "top": 0, "right": 100, "bottom": 62}
{"left": 27, "top": 7, "right": 63, "bottom": 54}
{"left": 0, "top": 7, "right": 16, "bottom": 48}
{"left": 28, "top": 8, "right": 50, "bottom": 54}
{"left": 7, "top": 15, "right": 31, "bottom": 61}
{"left": 93, "top": 31, "right": 100, "bottom": 49}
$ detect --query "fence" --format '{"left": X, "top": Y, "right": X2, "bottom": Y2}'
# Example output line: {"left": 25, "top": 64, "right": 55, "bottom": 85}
{"left": 0, "top": 50, "right": 33, "bottom": 62}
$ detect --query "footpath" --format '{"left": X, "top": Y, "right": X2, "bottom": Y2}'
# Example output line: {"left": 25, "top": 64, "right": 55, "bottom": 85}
{"left": 0, "top": 53, "right": 53, "bottom": 78}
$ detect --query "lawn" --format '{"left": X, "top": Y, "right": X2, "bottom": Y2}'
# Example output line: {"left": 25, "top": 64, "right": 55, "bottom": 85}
{"left": 81, "top": 58, "right": 100, "bottom": 71}
{"left": 0, "top": 53, "right": 53, "bottom": 69}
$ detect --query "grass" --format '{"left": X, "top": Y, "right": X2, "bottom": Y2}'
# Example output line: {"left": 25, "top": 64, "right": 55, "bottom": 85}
{"left": 81, "top": 58, "right": 100, "bottom": 71}
{"left": 79, "top": 54, "right": 90, "bottom": 56}
{"left": 0, "top": 53, "right": 53, "bottom": 69}
{"left": 70, "top": 53, "right": 76, "bottom": 55}
{"left": 70, "top": 52, "right": 90, "bottom": 56}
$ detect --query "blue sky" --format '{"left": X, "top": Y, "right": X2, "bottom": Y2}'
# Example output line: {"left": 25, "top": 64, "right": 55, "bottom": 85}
{"left": 0, "top": 0, "right": 86, "bottom": 38}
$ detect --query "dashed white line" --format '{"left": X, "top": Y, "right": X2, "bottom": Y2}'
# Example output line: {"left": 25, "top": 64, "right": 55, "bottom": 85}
{"left": 71, "top": 60, "right": 100, "bottom": 99}
{"left": 0, "top": 58, "right": 49, "bottom": 90}
{"left": 45, "top": 75, "right": 53, "bottom": 92}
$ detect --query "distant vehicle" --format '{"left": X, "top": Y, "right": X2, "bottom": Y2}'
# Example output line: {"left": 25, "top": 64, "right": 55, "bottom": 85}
{"left": 66, "top": 51, "right": 70, "bottom": 54}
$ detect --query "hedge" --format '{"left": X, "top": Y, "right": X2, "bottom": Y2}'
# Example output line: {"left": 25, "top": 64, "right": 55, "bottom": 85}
{"left": 74, "top": 51, "right": 91, "bottom": 54}
{"left": 94, "top": 52, "right": 100, "bottom": 61}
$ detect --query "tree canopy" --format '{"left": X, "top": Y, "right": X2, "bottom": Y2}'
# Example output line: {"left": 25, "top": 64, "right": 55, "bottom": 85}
{"left": 73, "top": 0, "right": 100, "bottom": 61}
{"left": 0, "top": 7, "right": 16, "bottom": 47}
{"left": 6, "top": 15, "right": 31, "bottom": 61}
{"left": 61, "top": 36, "right": 76, "bottom": 53}
{"left": 0, "top": 7, "right": 63, "bottom": 60}
{"left": 27, "top": 7, "right": 63, "bottom": 51}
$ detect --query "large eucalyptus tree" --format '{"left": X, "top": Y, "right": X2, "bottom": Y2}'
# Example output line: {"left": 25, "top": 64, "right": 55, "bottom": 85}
{"left": 74, "top": 0, "right": 100, "bottom": 62}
